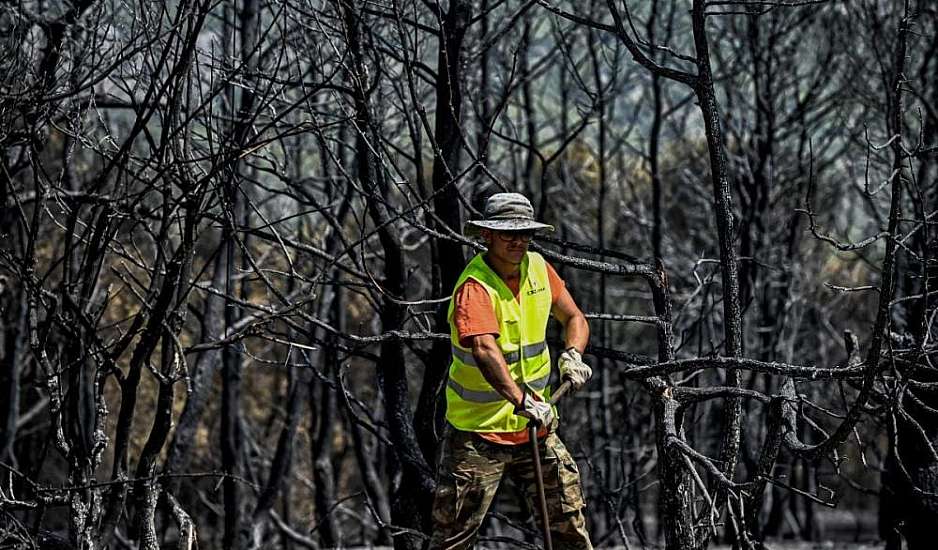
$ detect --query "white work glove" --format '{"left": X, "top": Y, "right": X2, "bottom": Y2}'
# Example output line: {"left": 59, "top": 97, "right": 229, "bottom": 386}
{"left": 558, "top": 348, "right": 592, "bottom": 390}
{"left": 515, "top": 392, "right": 554, "bottom": 427}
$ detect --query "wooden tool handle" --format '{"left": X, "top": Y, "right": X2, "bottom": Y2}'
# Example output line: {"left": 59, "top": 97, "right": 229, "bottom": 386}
{"left": 529, "top": 424, "right": 553, "bottom": 550}
{"left": 549, "top": 380, "right": 572, "bottom": 405}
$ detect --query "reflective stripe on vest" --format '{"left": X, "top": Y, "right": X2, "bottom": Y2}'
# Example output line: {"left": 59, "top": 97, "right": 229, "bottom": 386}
{"left": 447, "top": 371, "right": 551, "bottom": 403}
{"left": 450, "top": 340, "right": 548, "bottom": 368}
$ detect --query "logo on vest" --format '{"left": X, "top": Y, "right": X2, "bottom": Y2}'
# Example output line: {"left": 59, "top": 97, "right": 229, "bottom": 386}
{"left": 526, "top": 281, "right": 546, "bottom": 296}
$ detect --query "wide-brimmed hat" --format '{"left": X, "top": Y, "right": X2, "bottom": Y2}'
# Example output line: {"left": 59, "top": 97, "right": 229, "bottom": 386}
{"left": 464, "top": 192, "right": 555, "bottom": 236}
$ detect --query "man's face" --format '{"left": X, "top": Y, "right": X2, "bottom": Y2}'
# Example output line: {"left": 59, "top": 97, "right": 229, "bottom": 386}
{"left": 483, "top": 229, "right": 535, "bottom": 265}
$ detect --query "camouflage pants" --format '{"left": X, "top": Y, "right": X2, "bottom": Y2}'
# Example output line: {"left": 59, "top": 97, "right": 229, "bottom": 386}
{"left": 428, "top": 428, "right": 592, "bottom": 550}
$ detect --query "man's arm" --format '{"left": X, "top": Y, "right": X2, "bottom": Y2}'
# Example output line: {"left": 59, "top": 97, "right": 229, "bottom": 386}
{"left": 551, "top": 287, "right": 589, "bottom": 353}
{"left": 468, "top": 333, "right": 525, "bottom": 407}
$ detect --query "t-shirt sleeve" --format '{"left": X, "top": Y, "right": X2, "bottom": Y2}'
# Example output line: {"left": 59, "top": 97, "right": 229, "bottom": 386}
{"left": 545, "top": 261, "right": 566, "bottom": 305}
{"left": 453, "top": 280, "right": 500, "bottom": 348}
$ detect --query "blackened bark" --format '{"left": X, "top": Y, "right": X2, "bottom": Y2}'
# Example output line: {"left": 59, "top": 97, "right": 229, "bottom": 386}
{"left": 101, "top": 207, "right": 201, "bottom": 546}
{"left": 249, "top": 366, "right": 306, "bottom": 545}
{"left": 164, "top": 250, "right": 228, "bottom": 479}
{"left": 58, "top": 200, "right": 115, "bottom": 547}
{"left": 520, "top": 18, "right": 538, "bottom": 198}
{"left": 649, "top": 71, "right": 664, "bottom": 260}
{"left": 741, "top": 397, "right": 784, "bottom": 542}
{"left": 655, "top": 397, "right": 697, "bottom": 550}
{"left": 879, "top": 4, "right": 936, "bottom": 548}
{"left": 737, "top": 10, "right": 774, "bottom": 314}
{"left": 312, "top": 349, "right": 341, "bottom": 548}
{"left": 784, "top": 2, "right": 906, "bottom": 461}
{"left": 647, "top": 0, "right": 664, "bottom": 260}
{"left": 339, "top": 365, "right": 393, "bottom": 545}
{"left": 647, "top": 264, "right": 696, "bottom": 550}
{"left": 220, "top": 232, "right": 245, "bottom": 550}
{"left": 0, "top": 133, "right": 30, "bottom": 464}
{"left": 135, "top": 282, "right": 195, "bottom": 548}
{"left": 0, "top": 164, "right": 19, "bottom": 465}
{"left": 598, "top": 2, "right": 744, "bottom": 542}
{"left": 338, "top": 3, "right": 435, "bottom": 547}
{"left": 477, "top": 0, "right": 493, "bottom": 164}
{"left": 587, "top": 21, "right": 615, "bottom": 534}
{"left": 98, "top": 2, "right": 213, "bottom": 545}
{"left": 311, "top": 291, "right": 344, "bottom": 547}
{"left": 417, "top": 0, "right": 470, "bottom": 466}
{"left": 904, "top": 13, "right": 938, "bottom": 346}
{"left": 307, "top": 132, "right": 355, "bottom": 548}
{"left": 0, "top": 285, "right": 26, "bottom": 464}
{"left": 690, "top": 1, "right": 745, "bottom": 530}
{"left": 331, "top": 283, "right": 391, "bottom": 543}
{"left": 221, "top": 0, "right": 259, "bottom": 545}
{"left": 140, "top": 224, "right": 200, "bottom": 547}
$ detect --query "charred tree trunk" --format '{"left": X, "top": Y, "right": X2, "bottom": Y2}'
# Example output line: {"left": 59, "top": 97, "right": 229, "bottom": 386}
{"left": 416, "top": 0, "right": 470, "bottom": 467}
{"left": 248, "top": 364, "right": 306, "bottom": 546}
{"left": 689, "top": 4, "right": 745, "bottom": 538}
{"left": 879, "top": 4, "right": 935, "bottom": 549}
{"left": 308, "top": 121, "right": 356, "bottom": 549}
{"left": 0, "top": 280, "right": 25, "bottom": 465}
{"left": 220, "top": 0, "right": 259, "bottom": 546}
{"left": 336, "top": 296, "right": 394, "bottom": 545}
{"left": 164, "top": 249, "right": 228, "bottom": 479}
{"left": 310, "top": 285, "right": 346, "bottom": 547}
{"left": 338, "top": 3, "right": 435, "bottom": 547}
{"left": 133, "top": 203, "right": 199, "bottom": 548}
{"left": 312, "top": 345, "right": 341, "bottom": 548}
{"left": 647, "top": 0, "right": 664, "bottom": 261}
{"left": 476, "top": 0, "right": 493, "bottom": 172}
{"left": 59, "top": 198, "right": 116, "bottom": 548}
{"left": 0, "top": 115, "right": 33, "bottom": 466}
{"left": 520, "top": 17, "right": 538, "bottom": 199}
{"left": 586, "top": 20, "right": 615, "bottom": 535}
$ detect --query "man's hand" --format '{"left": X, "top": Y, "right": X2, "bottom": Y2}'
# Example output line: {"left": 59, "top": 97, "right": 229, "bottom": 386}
{"left": 558, "top": 348, "right": 592, "bottom": 390}
{"left": 515, "top": 392, "right": 554, "bottom": 427}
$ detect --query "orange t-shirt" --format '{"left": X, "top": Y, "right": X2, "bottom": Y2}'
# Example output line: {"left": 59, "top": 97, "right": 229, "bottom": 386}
{"left": 451, "top": 258, "right": 566, "bottom": 445}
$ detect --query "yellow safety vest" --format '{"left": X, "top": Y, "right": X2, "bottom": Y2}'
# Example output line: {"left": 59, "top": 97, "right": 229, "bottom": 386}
{"left": 445, "top": 251, "right": 554, "bottom": 432}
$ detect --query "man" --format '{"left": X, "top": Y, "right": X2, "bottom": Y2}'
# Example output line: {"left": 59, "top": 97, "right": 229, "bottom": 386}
{"left": 429, "top": 192, "right": 594, "bottom": 550}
